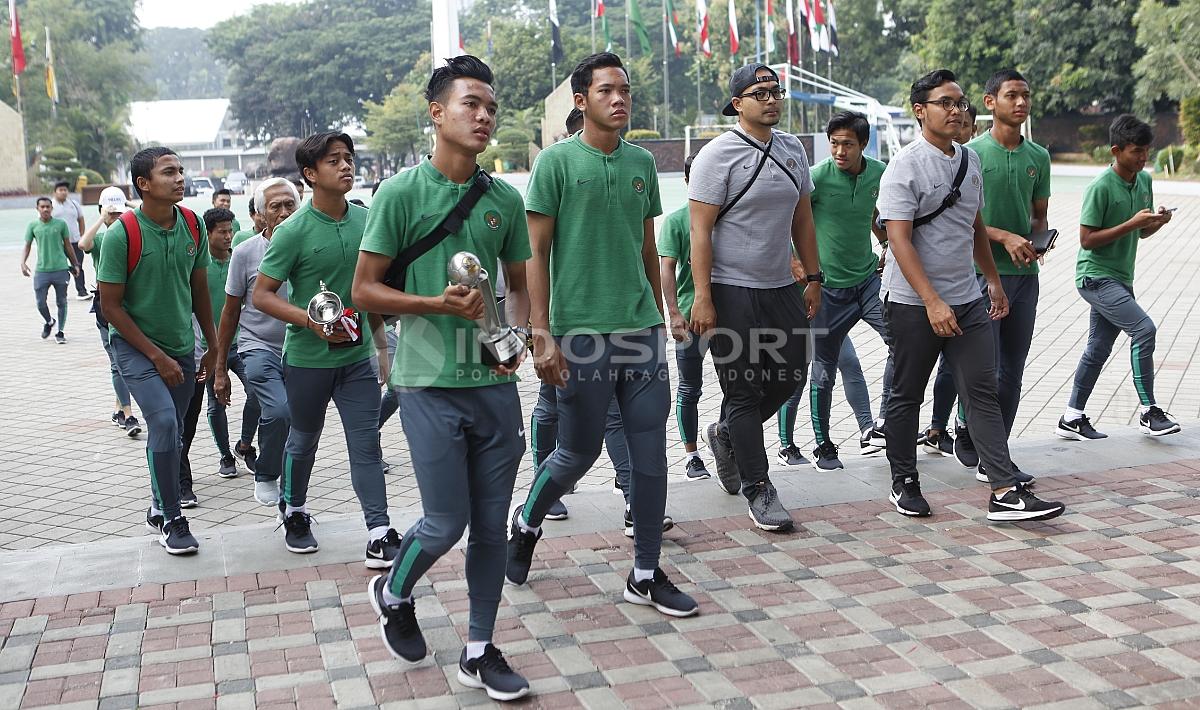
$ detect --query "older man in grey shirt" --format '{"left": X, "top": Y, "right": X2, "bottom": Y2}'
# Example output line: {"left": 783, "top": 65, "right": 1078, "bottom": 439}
{"left": 689, "top": 63, "right": 822, "bottom": 533}
{"left": 879, "top": 69, "right": 1064, "bottom": 524}
{"left": 213, "top": 177, "right": 299, "bottom": 507}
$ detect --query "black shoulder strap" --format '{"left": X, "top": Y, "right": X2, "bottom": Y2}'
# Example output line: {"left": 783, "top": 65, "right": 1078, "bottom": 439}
{"left": 730, "top": 129, "right": 801, "bottom": 190}
{"left": 912, "top": 148, "right": 969, "bottom": 229}
{"left": 717, "top": 134, "right": 773, "bottom": 223}
{"left": 383, "top": 169, "right": 493, "bottom": 288}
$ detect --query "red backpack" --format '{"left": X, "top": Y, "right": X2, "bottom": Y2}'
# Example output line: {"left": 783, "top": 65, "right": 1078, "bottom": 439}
{"left": 120, "top": 206, "right": 202, "bottom": 275}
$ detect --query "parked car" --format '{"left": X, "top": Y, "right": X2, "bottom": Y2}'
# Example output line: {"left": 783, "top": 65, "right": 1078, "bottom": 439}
{"left": 192, "top": 177, "right": 216, "bottom": 197}
{"left": 224, "top": 172, "right": 249, "bottom": 194}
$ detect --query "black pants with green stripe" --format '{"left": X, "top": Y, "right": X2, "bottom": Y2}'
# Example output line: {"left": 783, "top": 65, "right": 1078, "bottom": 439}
{"left": 385, "top": 383, "right": 524, "bottom": 641}
{"left": 1069, "top": 277, "right": 1157, "bottom": 410}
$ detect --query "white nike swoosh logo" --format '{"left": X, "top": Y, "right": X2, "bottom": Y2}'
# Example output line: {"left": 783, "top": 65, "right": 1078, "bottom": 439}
{"left": 993, "top": 498, "right": 1026, "bottom": 510}
{"left": 630, "top": 585, "right": 651, "bottom": 599}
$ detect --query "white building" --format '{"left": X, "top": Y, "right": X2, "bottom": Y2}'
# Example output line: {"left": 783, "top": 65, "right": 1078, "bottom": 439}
{"left": 128, "top": 98, "right": 266, "bottom": 176}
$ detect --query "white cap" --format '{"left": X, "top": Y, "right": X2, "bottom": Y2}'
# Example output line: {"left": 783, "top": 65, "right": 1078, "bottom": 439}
{"left": 98, "top": 186, "right": 128, "bottom": 214}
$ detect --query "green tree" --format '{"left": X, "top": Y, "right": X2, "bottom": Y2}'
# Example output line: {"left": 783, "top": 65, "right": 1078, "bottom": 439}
{"left": 363, "top": 63, "right": 432, "bottom": 170}
{"left": 1133, "top": 0, "right": 1200, "bottom": 111}
{"left": 208, "top": 0, "right": 432, "bottom": 139}
{"left": 137, "top": 27, "right": 229, "bottom": 100}
{"left": 1, "top": 0, "right": 142, "bottom": 177}
{"left": 913, "top": 0, "right": 1015, "bottom": 105}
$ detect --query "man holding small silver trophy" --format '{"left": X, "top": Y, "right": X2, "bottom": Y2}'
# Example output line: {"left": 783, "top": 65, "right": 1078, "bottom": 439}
{"left": 354, "top": 56, "right": 534, "bottom": 701}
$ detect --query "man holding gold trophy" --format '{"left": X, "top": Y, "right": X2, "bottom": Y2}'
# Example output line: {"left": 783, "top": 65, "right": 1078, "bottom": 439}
{"left": 354, "top": 56, "right": 534, "bottom": 701}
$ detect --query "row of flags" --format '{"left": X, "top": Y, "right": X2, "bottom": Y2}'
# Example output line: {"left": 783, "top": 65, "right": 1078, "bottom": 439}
{"left": 549, "top": 0, "right": 838, "bottom": 62}
{"left": 8, "top": 0, "right": 59, "bottom": 106}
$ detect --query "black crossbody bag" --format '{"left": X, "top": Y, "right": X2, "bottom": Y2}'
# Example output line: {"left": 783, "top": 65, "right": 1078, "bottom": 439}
{"left": 877, "top": 150, "right": 970, "bottom": 232}
{"left": 717, "top": 131, "right": 802, "bottom": 222}
{"left": 382, "top": 169, "right": 493, "bottom": 292}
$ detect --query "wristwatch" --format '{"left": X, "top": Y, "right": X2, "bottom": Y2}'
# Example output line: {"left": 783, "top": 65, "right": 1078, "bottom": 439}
{"left": 805, "top": 271, "right": 826, "bottom": 284}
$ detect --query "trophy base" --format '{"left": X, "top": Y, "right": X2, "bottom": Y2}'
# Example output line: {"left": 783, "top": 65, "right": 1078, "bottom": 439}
{"left": 479, "top": 329, "right": 526, "bottom": 369}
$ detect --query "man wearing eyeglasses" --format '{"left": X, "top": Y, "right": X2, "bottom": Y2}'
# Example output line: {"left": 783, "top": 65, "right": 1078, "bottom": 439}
{"left": 689, "top": 64, "right": 822, "bottom": 533}
{"left": 878, "top": 69, "right": 1064, "bottom": 523}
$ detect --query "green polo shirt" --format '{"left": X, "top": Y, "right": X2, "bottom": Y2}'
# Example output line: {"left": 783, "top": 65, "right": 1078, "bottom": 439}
{"left": 232, "top": 229, "right": 256, "bottom": 249}
{"left": 360, "top": 159, "right": 532, "bottom": 389}
{"left": 257, "top": 200, "right": 373, "bottom": 368}
{"left": 202, "top": 254, "right": 233, "bottom": 348}
{"left": 525, "top": 135, "right": 664, "bottom": 335}
{"left": 1075, "top": 167, "right": 1154, "bottom": 287}
{"left": 96, "top": 206, "right": 211, "bottom": 357}
{"left": 655, "top": 205, "right": 695, "bottom": 320}
{"left": 809, "top": 156, "right": 885, "bottom": 288}
{"left": 968, "top": 132, "right": 1052, "bottom": 276}
{"left": 232, "top": 217, "right": 242, "bottom": 234}
{"left": 25, "top": 218, "right": 72, "bottom": 273}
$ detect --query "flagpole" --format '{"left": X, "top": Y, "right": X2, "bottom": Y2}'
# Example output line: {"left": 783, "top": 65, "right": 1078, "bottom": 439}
{"left": 662, "top": 0, "right": 670, "bottom": 138}
{"left": 754, "top": 1, "right": 760, "bottom": 63}
{"left": 591, "top": 0, "right": 597, "bottom": 52}
{"left": 13, "top": 72, "right": 20, "bottom": 116}
{"left": 625, "top": 0, "right": 631, "bottom": 57}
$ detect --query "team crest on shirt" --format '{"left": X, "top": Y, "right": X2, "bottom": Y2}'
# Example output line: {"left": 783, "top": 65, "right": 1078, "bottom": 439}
{"left": 632, "top": 177, "right": 646, "bottom": 194}
{"left": 1027, "top": 166, "right": 1037, "bottom": 179}
{"left": 186, "top": 242, "right": 197, "bottom": 256}
{"left": 972, "top": 174, "right": 981, "bottom": 187}
{"left": 786, "top": 158, "right": 797, "bottom": 170}
{"left": 484, "top": 210, "right": 502, "bottom": 230}
{"left": 872, "top": 187, "right": 879, "bottom": 198}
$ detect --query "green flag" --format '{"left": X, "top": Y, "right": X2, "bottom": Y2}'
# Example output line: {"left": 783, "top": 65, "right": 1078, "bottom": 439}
{"left": 628, "top": 0, "right": 652, "bottom": 54}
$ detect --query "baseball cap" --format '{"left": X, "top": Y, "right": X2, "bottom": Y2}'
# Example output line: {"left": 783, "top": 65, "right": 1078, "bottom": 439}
{"left": 722, "top": 64, "right": 781, "bottom": 117}
{"left": 98, "top": 186, "right": 129, "bottom": 214}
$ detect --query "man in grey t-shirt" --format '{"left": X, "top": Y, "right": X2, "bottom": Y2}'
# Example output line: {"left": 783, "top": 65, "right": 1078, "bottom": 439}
{"left": 879, "top": 69, "right": 1064, "bottom": 524}
{"left": 51, "top": 181, "right": 89, "bottom": 298}
{"left": 688, "top": 63, "right": 823, "bottom": 533}
{"left": 212, "top": 177, "right": 299, "bottom": 506}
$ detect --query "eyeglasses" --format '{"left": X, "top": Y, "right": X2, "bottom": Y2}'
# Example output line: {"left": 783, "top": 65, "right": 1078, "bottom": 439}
{"left": 737, "top": 87, "right": 786, "bottom": 102}
{"left": 918, "top": 97, "right": 971, "bottom": 112}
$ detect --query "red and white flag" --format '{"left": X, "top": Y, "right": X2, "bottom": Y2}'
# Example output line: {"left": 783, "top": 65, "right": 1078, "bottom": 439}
{"left": 764, "top": 0, "right": 775, "bottom": 54}
{"left": 696, "top": 0, "right": 711, "bottom": 57}
{"left": 785, "top": 0, "right": 798, "bottom": 65}
{"left": 728, "top": 0, "right": 739, "bottom": 55}
{"left": 9, "top": 0, "right": 25, "bottom": 76}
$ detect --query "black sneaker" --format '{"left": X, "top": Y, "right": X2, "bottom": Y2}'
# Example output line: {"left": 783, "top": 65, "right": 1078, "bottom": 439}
{"left": 684, "top": 456, "right": 710, "bottom": 480}
{"left": 623, "top": 505, "right": 675, "bottom": 538}
{"left": 145, "top": 507, "right": 163, "bottom": 533}
{"left": 365, "top": 528, "right": 402, "bottom": 569}
{"left": 160, "top": 517, "right": 199, "bottom": 554}
{"left": 918, "top": 428, "right": 954, "bottom": 456}
{"left": 812, "top": 442, "right": 844, "bottom": 471}
{"left": 987, "top": 486, "right": 1066, "bottom": 523}
{"left": 54, "top": 332, "right": 65, "bottom": 344}
{"left": 125, "top": 416, "right": 142, "bottom": 437}
{"left": 457, "top": 644, "right": 530, "bottom": 702}
{"left": 544, "top": 499, "right": 569, "bottom": 520}
{"left": 1140, "top": 407, "right": 1181, "bottom": 437}
{"left": 112, "top": 411, "right": 127, "bottom": 429}
{"left": 747, "top": 481, "right": 793, "bottom": 532}
{"left": 41, "top": 319, "right": 55, "bottom": 339}
{"left": 217, "top": 454, "right": 238, "bottom": 479}
{"left": 235, "top": 442, "right": 257, "bottom": 473}
{"left": 954, "top": 424, "right": 979, "bottom": 468}
{"left": 179, "top": 487, "right": 198, "bottom": 509}
{"left": 859, "top": 428, "right": 885, "bottom": 456}
{"left": 703, "top": 422, "right": 740, "bottom": 495}
{"left": 1057, "top": 415, "right": 1106, "bottom": 440}
{"left": 505, "top": 505, "right": 541, "bottom": 585}
{"left": 889, "top": 477, "right": 931, "bottom": 517}
{"left": 777, "top": 444, "right": 809, "bottom": 466}
{"left": 976, "top": 463, "right": 1035, "bottom": 486}
{"left": 281, "top": 511, "right": 318, "bottom": 553}
{"left": 368, "top": 575, "right": 426, "bottom": 662}
{"left": 623, "top": 568, "right": 699, "bottom": 618}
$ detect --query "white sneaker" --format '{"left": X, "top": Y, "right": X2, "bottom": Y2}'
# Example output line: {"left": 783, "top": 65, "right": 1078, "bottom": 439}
{"left": 255, "top": 479, "right": 281, "bottom": 507}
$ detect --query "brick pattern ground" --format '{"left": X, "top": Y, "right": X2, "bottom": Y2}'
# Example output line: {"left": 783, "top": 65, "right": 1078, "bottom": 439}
{"left": 5, "top": 461, "right": 1200, "bottom": 708}
{"left": 1, "top": 191, "right": 1197, "bottom": 550}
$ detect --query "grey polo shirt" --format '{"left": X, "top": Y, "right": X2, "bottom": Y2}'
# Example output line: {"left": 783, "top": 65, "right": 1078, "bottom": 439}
{"left": 52, "top": 197, "right": 84, "bottom": 242}
{"left": 226, "top": 233, "right": 287, "bottom": 357}
{"left": 877, "top": 136, "right": 985, "bottom": 307}
{"left": 688, "top": 128, "right": 815, "bottom": 289}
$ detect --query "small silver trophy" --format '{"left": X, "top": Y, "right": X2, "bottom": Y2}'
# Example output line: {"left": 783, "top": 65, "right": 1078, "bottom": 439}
{"left": 307, "top": 281, "right": 344, "bottom": 336}
{"left": 448, "top": 251, "right": 525, "bottom": 367}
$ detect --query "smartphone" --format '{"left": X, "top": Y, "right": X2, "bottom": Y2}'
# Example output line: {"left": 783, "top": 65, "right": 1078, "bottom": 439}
{"left": 1164, "top": 207, "right": 1178, "bottom": 213}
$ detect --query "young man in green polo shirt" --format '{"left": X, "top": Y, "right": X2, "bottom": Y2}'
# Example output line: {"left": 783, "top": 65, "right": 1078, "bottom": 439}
{"left": 801, "top": 111, "right": 893, "bottom": 472}
{"left": 1061, "top": 114, "right": 1177, "bottom": 439}
{"left": 506, "top": 52, "right": 697, "bottom": 619}
{"left": 98, "top": 146, "right": 217, "bottom": 555}
{"left": 21, "top": 196, "right": 79, "bottom": 343}
{"left": 231, "top": 195, "right": 262, "bottom": 249}
{"left": 253, "top": 131, "right": 400, "bottom": 562}
{"left": 354, "top": 55, "right": 534, "bottom": 702}
{"left": 659, "top": 152, "right": 711, "bottom": 480}
{"left": 211, "top": 189, "right": 242, "bottom": 234}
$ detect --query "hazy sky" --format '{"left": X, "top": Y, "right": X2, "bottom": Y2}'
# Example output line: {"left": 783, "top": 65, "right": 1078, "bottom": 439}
{"left": 137, "top": 0, "right": 302, "bottom": 29}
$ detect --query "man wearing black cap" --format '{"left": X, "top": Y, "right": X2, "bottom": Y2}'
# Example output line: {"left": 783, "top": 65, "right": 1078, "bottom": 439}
{"left": 689, "top": 64, "right": 822, "bottom": 532}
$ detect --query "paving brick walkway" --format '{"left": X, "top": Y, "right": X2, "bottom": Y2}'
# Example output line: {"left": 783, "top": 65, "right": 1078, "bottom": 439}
{"left": 6, "top": 460, "right": 1200, "bottom": 709}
